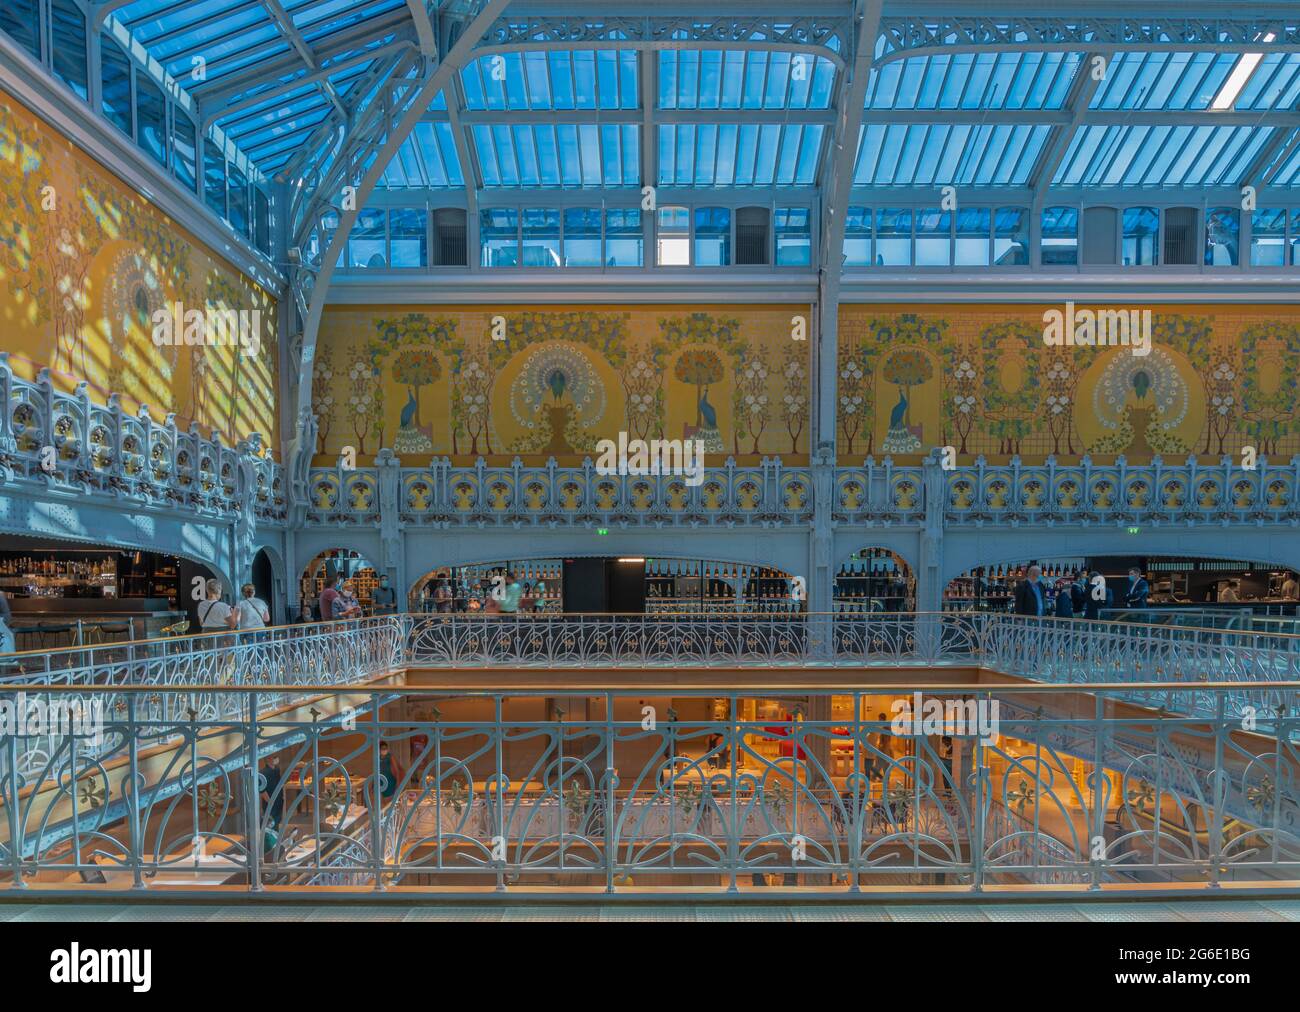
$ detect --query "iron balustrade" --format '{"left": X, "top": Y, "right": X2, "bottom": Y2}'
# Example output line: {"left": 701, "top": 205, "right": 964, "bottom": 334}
{"left": 1, "top": 682, "right": 1297, "bottom": 895}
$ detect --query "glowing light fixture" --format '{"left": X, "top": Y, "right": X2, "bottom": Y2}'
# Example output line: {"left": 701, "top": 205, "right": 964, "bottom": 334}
{"left": 1211, "top": 34, "right": 1276, "bottom": 109}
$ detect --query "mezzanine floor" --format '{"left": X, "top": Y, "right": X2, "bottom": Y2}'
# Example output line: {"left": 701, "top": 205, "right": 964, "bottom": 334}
{"left": 4, "top": 897, "right": 1299, "bottom": 922}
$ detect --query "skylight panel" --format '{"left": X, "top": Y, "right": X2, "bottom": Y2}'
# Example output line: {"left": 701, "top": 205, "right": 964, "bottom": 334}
{"left": 1212, "top": 34, "right": 1277, "bottom": 109}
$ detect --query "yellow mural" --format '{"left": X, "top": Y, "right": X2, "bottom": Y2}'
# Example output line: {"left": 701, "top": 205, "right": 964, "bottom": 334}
{"left": 0, "top": 92, "right": 277, "bottom": 447}
{"left": 837, "top": 304, "right": 1300, "bottom": 464}
{"left": 314, "top": 305, "right": 811, "bottom": 465}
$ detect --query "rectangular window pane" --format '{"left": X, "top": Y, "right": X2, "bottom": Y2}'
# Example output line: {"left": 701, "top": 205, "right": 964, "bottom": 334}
{"left": 390, "top": 208, "right": 427, "bottom": 267}
{"left": 605, "top": 208, "right": 642, "bottom": 267}
{"left": 1292, "top": 209, "right": 1300, "bottom": 266}
{"left": 774, "top": 207, "right": 811, "bottom": 266}
{"left": 481, "top": 207, "right": 519, "bottom": 267}
{"left": 135, "top": 75, "right": 167, "bottom": 167}
{"left": 1122, "top": 207, "right": 1160, "bottom": 266}
{"left": 563, "top": 207, "right": 602, "bottom": 267}
{"left": 844, "top": 206, "right": 872, "bottom": 266}
{"left": 1251, "top": 207, "right": 1286, "bottom": 267}
{"left": 994, "top": 206, "right": 1029, "bottom": 265}
{"left": 876, "top": 208, "right": 912, "bottom": 266}
{"left": 0, "top": 0, "right": 40, "bottom": 61}
{"left": 1205, "top": 207, "right": 1239, "bottom": 266}
{"left": 228, "top": 165, "right": 249, "bottom": 236}
{"left": 254, "top": 188, "right": 271, "bottom": 255}
{"left": 657, "top": 206, "right": 689, "bottom": 266}
{"left": 100, "top": 36, "right": 132, "bottom": 135}
{"left": 51, "top": 0, "right": 88, "bottom": 100}
{"left": 521, "top": 207, "right": 561, "bottom": 268}
{"left": 172, "top": 113, "right": 197, "bottom": 193}
{"left": 204, "top": 146, "right": 226, "bottom": 219}
{"left": 694, "top": 206, "right": 731, "bottom": 266}
{"left": 954, "top": 208, "right": 990, "bottom": 266}
{"left": 349, "top": 207, "right": 387, "bottom": 268}
{"left": 1041, "top": 206, "right": 1078, "bottom": 266}
{"left": 915, "top": 207, "right": 951, "bottom": 266}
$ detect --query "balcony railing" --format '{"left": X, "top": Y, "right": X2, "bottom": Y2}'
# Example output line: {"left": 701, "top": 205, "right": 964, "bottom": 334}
{"left": 302, "top": 452, "right": 1300, "bottom": 527}
{"left": 2, "top": 683, "right": 1296, "bottom": 894}
{"left": 0, "top": 355, "right": 284, "bottom": 524}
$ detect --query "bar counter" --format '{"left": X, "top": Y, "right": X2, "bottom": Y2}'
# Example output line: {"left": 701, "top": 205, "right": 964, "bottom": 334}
{"left": 8, "top": 597, "right": 185, "bottom": 647}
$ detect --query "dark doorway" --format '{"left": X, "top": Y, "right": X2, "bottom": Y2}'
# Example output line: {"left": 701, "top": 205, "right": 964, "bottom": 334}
{"left": 252, "top": 549, "right": 275, "bottom": 623}
{"left": 562, "top": 558, "right": 607, "bottom": 613}
{"left": 608, "top": 558, "right": 647, "bottom": 614}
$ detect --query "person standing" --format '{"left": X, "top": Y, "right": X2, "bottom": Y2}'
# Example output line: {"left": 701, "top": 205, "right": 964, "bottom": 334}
{"left": 377, "top": 740, "right": 403, "bottom": 801}
{"left": 1054, "top": 578, "right": 1075, "bottom": 619}
{"left": 197, "top": 579, "right": 238, "bottom": 631}
{"left": 0, "top": 589, "right": 13, "bottom": 654}
{"left": 370, "top": 574, "right": 398, "bottom": 617}
{"left": 236, "top": 583, "right": 271, "bottom": 629}
{"left": 1083, "top": 570, "right": 1104, "bottom": 620}
{"left": 1282, "top": 573, "right": 1299, "bottom": 600}
{"left": 319, "top": 574, "right": 343, "bottom": 621}
{"left": 498, "top": 571, "right": 524, "bottom": 614}
{"left": 260, "top": 753, "right": 285, "bottom": 831}
{"left": 1014, "top": 565, "right": 1048, "bottom": 617}
{"left": 1123, "top": 567, "right": 1149, "bottom": 608}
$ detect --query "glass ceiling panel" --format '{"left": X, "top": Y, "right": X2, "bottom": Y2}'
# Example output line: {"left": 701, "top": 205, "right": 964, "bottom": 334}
{"left": 1090, "top": 52, "right": 1237, "bottom": 110}
{"left": 378, "top": 119, "right": 464, "bottom": 189}
{"left": 1055, "top": 124, "right": 1275, "bottom": 187}
{"left": 658, "top": 124, "right": 824, "bottom": 187}
{"left": 461, "top": 50, "right": 639, "bottom": 111}
{"left": 660, "top": 51, "right": 838, "bottom": 110}
{"left": 853, "top": 123, "right": 1052, "bottom": 186}
{"left": 866, "top": 52, "right": 1081, "bottom": 110}
{"left": 473, "top": 124, "right": 638, "bottom": 188}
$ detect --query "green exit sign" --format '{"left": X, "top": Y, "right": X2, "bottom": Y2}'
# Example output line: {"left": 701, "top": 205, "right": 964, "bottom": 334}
{"left": 1127, "top": 526, "right": 1140, "bottom": 535}
{"left": 596, "top": 528, "right": 609, "bottom": 536}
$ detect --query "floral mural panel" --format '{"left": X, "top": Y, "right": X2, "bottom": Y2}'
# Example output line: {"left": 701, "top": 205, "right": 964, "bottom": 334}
{"left": 0, "top": 92, "right": 277, "bottom": 447}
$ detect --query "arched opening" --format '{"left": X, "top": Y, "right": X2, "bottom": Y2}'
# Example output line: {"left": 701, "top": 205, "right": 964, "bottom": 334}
{"left": 299, "top": 549, "right": 379, "bottom": 620}
{"left": 943, "top": 554, "right": 1300, "bottom": 623}
{"left": 408, "top": 555, "right": 803, "bottom": 614}
{"left": 251, "top": 548, "right": 276, "bottom": 623}
{"left": 835, "top": 548, "right": 914, "bottom": 613}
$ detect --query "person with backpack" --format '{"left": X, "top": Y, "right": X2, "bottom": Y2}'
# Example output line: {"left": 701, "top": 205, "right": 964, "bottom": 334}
{"left": 236, "top": 583, "right": 271, "bottom": 630}
{"left": 197, "top": 579, "right": 238, "bottom": 632}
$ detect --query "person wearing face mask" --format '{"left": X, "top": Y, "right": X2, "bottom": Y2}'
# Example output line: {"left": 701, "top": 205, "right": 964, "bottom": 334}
{"left": 371, "top": 573, "right": 398, "bottom": 617}
{"left": 1014, "top": 564, "right": 1047, "bottom": 617}
{"left": 1123, "top": 567, "right": 1149, "bottom": 608}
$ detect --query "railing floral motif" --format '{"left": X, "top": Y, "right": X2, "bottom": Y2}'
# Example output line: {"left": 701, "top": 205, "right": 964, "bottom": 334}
{"left": 303, "top": 453, "right": 1300, "bottom": 527}
{"left": 3, "top": 685, "right": 1296, "bottom": 893}
{"left": 0, "top": 354, "right": 284, "bottom": 524}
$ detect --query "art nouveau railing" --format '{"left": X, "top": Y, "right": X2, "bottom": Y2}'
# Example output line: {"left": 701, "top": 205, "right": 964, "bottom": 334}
{"left": 0, "top": 355, "right": 285, "bottom": 524}
{"left": 3, "top": 683, "right": 1296, "bottom": 892}
{"left": 0, "top": 617, "right": 404, "bottom": 780}
{"left": 302, "top": 453, "right": 1300, "bottom": 527}
{"left": 306, "top": 457, "right": 814, "bottom": 527}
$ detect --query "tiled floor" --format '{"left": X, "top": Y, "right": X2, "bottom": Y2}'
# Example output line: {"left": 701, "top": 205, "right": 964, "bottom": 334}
{"left": 2, "top": 899, "right": 1297, "bottom": 922}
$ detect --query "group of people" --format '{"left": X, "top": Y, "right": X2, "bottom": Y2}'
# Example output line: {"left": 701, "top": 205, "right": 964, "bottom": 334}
{"left": 294, "top": 571, "right": 400, "bottom": 623}
{"left": 197, "top": 579, "right": 272, "bottom": 631}
{"left": 1012, "top": 564, "right": 1149, "bottom": 620}
{"left": 424, "top": 572, "right": 547, "bottom": 615}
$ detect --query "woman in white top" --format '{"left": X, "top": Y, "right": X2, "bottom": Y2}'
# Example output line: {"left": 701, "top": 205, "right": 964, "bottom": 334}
{"left": 236, "top": 583, "right": 271, "bottom": 629}
{"left": 197, "top": 579, "right": 238, "bottom": 631}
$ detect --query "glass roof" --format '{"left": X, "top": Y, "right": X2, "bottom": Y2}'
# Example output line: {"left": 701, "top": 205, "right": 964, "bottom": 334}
{"left": 38, "top": 4, "right": 1300, "bottom": 220}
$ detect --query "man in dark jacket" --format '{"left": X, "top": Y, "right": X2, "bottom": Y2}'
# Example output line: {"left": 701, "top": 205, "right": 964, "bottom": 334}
{"left": 1054, "top": 579, "right": 1075, "bottom": 618}
{"left": 1083, "top": 571, "right": 1105, "bottom": 620}
{"left": 1014, "top": 565, "right": 1048, "bottom": 616}
{"left": 1123, "top": 567, "right": 1149, "bottom": 608}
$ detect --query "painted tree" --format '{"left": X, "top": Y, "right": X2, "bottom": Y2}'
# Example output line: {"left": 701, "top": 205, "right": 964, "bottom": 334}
{"left": 673, "top": 348, "right": 724, "bottom": 428}
{"left": 781, "top": 343, "right": 808, "bottom": 453}
{"left": 391, "top": 348, "right": 441, "bottom": 431}
{"left": 881, "top": 349, "right": 934, "bottom": 429}
{"left": 654, "top": 313, "right": 746, "bottom": 450}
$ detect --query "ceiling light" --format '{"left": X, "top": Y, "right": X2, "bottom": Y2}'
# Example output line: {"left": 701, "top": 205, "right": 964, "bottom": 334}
{"left": 1212, "top": 34, "right": 1276, "bottom": 109}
